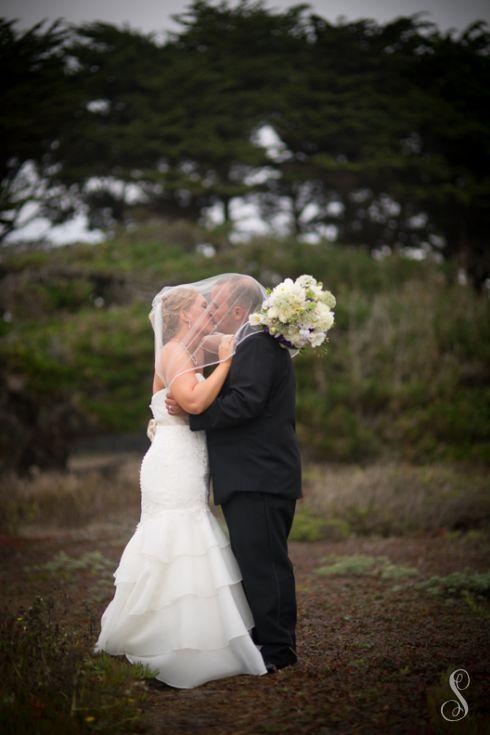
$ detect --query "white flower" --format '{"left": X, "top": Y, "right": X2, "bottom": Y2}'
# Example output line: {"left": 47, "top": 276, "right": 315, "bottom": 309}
{"left": 271, "top": 283, "right": 306, "bottom": 322}
{"left": 267, "top": 306, "right": 279, "bottom": 319}
{"left": 313, "top": 302, "right": 335, "bottom": 330}
{"left": 310, "top": 331, "right": 326, "bottom": 347}
{"left": 295, "top": 274, "right": 317, "bottom": 289}
{"left": 248, "top": 313, "right": 263, "bottom": 326}
{"left": 320, "top": 290, "right": 336, "bottom": 309}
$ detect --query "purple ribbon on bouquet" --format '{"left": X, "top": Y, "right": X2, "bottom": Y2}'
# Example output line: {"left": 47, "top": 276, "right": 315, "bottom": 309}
{"left": 263, "top": 325, "right": 295, "bottom": 349}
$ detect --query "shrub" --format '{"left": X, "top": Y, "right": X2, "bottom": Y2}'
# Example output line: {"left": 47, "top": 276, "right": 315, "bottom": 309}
{"left": 0, "top": 595, "right": 154, "bottom": 735}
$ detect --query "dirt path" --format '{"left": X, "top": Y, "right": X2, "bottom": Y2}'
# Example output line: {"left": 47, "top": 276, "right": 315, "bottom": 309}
{"left": 1, "top": 519, "right": 489, "bottom": 734}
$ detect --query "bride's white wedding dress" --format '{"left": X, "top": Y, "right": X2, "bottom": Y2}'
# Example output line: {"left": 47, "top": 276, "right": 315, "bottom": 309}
{"left": 94, "top": 374, "right": 267, "bottom": 687}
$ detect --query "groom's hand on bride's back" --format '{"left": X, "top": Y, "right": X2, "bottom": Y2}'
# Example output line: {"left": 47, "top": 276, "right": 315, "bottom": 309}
{"left": 165, "top": 391, "right": 187, "bottom": 416}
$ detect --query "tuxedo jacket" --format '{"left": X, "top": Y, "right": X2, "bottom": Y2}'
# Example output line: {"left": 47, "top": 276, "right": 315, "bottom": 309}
{"left": 189, "top": 331, "right": 302, "bottom": 505}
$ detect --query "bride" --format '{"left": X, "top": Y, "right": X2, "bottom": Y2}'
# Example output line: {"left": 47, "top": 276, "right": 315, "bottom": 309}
{"left": 94, "top": 275, "right": 268, "bottom": 688}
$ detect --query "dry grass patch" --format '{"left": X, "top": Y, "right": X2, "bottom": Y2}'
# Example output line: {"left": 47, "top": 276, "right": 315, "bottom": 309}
{"left": 301, "top": 460, "right": 490, "bottom": 537}
{"left": 0, "top": 457, "right": 141, "bottom": 534}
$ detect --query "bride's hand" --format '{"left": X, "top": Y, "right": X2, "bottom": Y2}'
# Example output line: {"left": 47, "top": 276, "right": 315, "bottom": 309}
{"left": 165, "top": 390, "right": 186, "bottom": 416}
{"left": 218, "top": 334, "right": 235, "bottom": 363}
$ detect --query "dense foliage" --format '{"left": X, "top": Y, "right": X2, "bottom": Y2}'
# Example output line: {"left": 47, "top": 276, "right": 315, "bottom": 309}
{"left": 1, "top": 222, "right": 488, "bottom": 473}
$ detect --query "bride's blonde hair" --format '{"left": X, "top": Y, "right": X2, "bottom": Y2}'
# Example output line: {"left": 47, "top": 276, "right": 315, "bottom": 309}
{"left": 160, "top": 287, "right": 198, "bottom": 343}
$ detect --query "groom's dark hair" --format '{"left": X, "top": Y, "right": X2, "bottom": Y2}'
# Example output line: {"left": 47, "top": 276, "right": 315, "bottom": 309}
{"left": 217, "top": 275, "right": 263, "bottom": 313}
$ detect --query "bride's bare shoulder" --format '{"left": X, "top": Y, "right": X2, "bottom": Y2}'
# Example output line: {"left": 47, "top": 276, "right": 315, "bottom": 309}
{"left": 157, "top": 341, "right": 193, "bottom": 374}
{"left": 160, "top": 340, "right": 187, "bottom": 358}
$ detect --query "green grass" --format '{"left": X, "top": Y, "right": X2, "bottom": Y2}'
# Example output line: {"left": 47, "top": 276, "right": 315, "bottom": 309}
{"left": 313, "top": 553, "right": 419, "bottom": 578}
{"left": 22, "top": 550, "right": 119, "bottom": 604}
{"left": 290, "top": 507, "right": 352, "bottom": 543}
{"left": 24, "top": 550, "right": 115, "bottom": 578}
{"left": 413, "top": 570, "right": 490, "bottom": 599}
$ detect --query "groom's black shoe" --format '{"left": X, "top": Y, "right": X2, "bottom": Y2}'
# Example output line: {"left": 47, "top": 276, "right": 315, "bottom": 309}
{"left": 271, "top": 660, "right": 297, "bottom": 671}
{"left": 264, "top": 657, "right": 297, "bottom": 674}
{"left": 265, "top": 663, "right": 279, "bottom": 675}
{"left": 263, "top": 646, "right": 298, "bottom": 674}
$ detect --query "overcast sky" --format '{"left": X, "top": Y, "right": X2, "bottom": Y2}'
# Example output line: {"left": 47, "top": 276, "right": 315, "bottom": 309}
{"left": 2, "top": 0, "right": 489, "bottom": 37}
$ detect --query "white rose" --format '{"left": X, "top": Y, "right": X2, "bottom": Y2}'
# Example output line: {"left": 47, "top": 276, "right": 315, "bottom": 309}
{"left": 277, "top": 309, "right": 291, "bottom": 323}
{"left": 310, "top": 331, "right": 326, "bottom": 347}
{"left": 320, "top": 290, "right": 336, "bottom": 309}
{"left": 285, "top": 334, "right": 302, "bottom": 349}
{"left": 295, "top": 274, "right": 317, "bottom": 289}
{"left": 313, "top": 303, "right": 334, "bottom": 330}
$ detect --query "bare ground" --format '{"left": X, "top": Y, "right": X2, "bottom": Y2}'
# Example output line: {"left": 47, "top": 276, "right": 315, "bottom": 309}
{"left": 1, "top": 513, "right": 489, "bottom": 735}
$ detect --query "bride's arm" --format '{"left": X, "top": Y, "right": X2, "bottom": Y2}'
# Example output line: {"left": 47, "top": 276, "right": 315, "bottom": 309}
{"left": 164, "top": 337, "right": 234, "bottom": 415}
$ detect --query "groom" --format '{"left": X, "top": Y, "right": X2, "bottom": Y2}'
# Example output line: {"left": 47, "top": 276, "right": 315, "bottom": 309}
{"left": 166, "top": 275, "right": 302, "bottom": 673}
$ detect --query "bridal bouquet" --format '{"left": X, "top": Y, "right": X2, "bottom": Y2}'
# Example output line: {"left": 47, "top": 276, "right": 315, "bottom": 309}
{"left": 248, "top": 274, "right": 336, "bottom": 351}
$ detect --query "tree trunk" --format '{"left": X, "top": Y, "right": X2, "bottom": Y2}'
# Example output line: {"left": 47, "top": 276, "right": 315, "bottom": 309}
{"left": 222, "top": 196, "right": 231, "bottom": 224}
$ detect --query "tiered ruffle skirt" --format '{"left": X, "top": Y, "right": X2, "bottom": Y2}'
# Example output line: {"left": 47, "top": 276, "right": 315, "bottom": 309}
{"left": 93, "top": 508, "right": 267, "bottom": 688}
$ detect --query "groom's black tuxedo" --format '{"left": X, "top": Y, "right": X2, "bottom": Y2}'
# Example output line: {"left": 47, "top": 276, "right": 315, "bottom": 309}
{"left": 189, "top": 330, "right": 302, "bottom": 505}
{"left": 189, "top": 330, "right": 302, "bottom": 669}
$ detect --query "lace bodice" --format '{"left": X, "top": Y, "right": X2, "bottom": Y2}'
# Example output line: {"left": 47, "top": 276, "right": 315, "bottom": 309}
{"left": 140, "top": 371, "right": 209, "bottom": 519}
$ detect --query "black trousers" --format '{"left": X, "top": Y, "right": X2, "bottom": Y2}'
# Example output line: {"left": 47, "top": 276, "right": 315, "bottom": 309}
{"left": 221, "top": 491, "right": 298, "bottom": 667}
